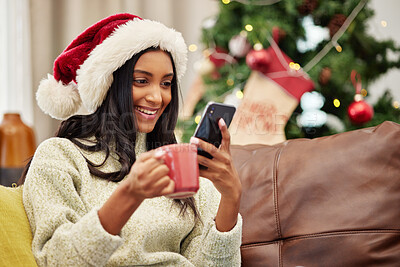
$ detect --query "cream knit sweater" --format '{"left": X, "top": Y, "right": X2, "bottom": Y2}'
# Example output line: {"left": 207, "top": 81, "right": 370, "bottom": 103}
{"left": 23, "top": 134, "right": 242, "bottom": 266}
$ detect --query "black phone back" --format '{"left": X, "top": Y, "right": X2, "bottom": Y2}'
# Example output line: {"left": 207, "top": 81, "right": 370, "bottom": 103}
{"left": 194, "top": 102, "right": 236, "bottom": 162}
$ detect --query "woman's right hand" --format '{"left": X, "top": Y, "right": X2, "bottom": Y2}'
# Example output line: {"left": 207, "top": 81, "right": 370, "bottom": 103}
{"left": 99, "top": 150, "right": 174, "bottom": 235}
{"left": 123, "top": 150, "right": 175, "bottom": 201}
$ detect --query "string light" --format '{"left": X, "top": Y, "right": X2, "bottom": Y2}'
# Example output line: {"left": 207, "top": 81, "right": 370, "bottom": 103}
{"left": 236, "top": 90, "right": 244, "bottom": 99}
{"left": 393, "top": 101, "right": 399, "bottom": 109}
{"left": 227, "top": 79, "right": 234, "bottom": 86}
{"left": 188, "top": 44, "right": 198, "bottom": 52}
{"left": 222, "top": 0, "right": 230, "bottom": 4}
{"left": 195, "top": 115, "right": 202, "bottom": 124}
{"left": 333, "top": 99, "right": 341, "bottom": 108}
{"left": 303, "top": 0, "right": 367, "bottom": 72}
{"left": 232, "top": 0, "right": 281, "bottom": 5}
{"left": 253, "top": 43, "right": 263, "bottom": 50}
{"left": 240, "top": 30, "right": 247, "bottom": 37}
{"left": 335, "top": 45, "right": 342, "bottom": 52}
{"left": 289, "top": 62, "right": 301, "bottom": 70}
{"left": 381, "top": 20, "right": 387, "bottom": 27}
{"left": 203, "top": 49, "right": 211, "bottom": 57}
{"left": 245, "top": 24, "right": 253, "bottom": 32}
{"left": 361, "top": 88, "right": 368, "bottom": 97}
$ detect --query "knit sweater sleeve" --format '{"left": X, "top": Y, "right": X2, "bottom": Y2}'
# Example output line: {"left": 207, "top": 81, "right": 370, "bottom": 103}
{"left": 22, "top": 138, "right": 123, "bottom": 267}
{"left": 181, "top": 178, "right": 242, "bottom": 266}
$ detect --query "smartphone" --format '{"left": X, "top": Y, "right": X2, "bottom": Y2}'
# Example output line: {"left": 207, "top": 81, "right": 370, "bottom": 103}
{"left": 193, "top": 102, "right": 236, "bottom": 168}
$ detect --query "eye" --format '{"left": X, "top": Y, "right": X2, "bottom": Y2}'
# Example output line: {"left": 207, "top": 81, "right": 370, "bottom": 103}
{"left": 133, "top": 79, "right": 148, "bottom": 86}
{"left": 161, "top": 80, "right": 172, "bottom": 88}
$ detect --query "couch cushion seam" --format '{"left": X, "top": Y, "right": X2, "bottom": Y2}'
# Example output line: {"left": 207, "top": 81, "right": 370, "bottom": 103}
{"left": 240, "top": 229, "right": 400, "bottom": 248}
{"left": 273, "top": 146, "right": 284, "bottom": 239}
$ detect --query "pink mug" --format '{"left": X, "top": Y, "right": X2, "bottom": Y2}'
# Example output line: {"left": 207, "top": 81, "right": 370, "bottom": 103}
{"left": 159, "top": 143, "right": 199, "bottom": 198}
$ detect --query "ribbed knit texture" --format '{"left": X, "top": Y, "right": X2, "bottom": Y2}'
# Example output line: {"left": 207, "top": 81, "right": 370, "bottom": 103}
{"left": 23, "top": 134, "right": 242, "bottom": 266}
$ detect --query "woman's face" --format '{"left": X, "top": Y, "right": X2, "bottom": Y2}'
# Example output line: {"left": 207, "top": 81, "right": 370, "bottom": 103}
{"left": 132, "top": 50, "right": 173, "bottom": 133}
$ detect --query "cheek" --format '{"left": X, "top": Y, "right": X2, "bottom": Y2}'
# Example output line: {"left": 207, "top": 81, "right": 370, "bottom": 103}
{"left": 131, "top": 89, "right": 141, "bottom": 103}
{"left": 162, "top": 90, "right": 172, "bottom": 107}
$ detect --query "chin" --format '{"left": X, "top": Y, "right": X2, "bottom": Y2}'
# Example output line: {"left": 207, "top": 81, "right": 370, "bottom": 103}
{"left": 138, "top": 125, "right": 156, "bottom": 133}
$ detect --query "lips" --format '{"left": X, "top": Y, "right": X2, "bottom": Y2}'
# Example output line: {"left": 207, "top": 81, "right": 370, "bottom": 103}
{"left": 135, "top": 106, "right": 158, "bottom": 115}
{"left": 135, "top": 106, "right": 160, "bottom": 120}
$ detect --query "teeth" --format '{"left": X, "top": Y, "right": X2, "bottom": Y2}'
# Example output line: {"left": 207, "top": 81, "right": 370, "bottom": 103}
{"left": 136, "top": 106, "right": 157, "bottom": 115}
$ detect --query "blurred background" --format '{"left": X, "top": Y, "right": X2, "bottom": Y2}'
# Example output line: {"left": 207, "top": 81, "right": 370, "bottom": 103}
{"left": 0, "top": 0, "right": 400, "bottom": 181}
{"left": 0, "top": 0, "right": 220, "bottom": 144}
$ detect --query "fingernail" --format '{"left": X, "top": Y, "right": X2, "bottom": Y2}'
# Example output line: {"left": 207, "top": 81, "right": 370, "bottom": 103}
{"left": 154, "top": 150, "right": 165, "bottom": 158}
{"left": 190, "top": 137, "right": 199, "bottom": 145}
{"left": 219, "top": 118, "right": 226, "bottom": 127}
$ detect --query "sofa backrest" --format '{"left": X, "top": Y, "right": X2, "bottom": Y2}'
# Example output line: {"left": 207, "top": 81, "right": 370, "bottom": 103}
{"left": 232, "top": 121, "right": 400, "bottom": 267}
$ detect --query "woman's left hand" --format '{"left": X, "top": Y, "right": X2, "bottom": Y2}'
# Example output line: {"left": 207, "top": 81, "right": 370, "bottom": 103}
{"left": 190, "top": 119, "right": 242, "bottom": 232}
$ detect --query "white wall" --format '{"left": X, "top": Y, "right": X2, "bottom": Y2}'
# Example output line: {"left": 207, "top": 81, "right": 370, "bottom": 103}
{"left": 368, "top": 0, "right": 400, "bottom": 104}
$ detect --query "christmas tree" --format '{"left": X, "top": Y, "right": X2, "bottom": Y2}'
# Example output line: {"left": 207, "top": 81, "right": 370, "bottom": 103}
{"left": 178, "top": 0, "right": 400, "bottom": 144}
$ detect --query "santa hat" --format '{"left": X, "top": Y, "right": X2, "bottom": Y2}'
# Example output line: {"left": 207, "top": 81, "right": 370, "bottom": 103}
{"left": 36, "top": 13, "right": 187, "bottom": 120}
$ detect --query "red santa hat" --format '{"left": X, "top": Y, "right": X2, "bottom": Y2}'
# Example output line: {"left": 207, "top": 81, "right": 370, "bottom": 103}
{"left": 36, "top": 13, "right": 187, "bottom": 120}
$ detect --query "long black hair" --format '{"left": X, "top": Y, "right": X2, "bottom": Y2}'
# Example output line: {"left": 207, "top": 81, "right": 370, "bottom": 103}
{"left": 20, "top": 47, "right": 198, "bottom": 218}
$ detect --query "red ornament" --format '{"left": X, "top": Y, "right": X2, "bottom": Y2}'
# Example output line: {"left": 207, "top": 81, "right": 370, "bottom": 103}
{"left": 246, "top": 49, "right": 271, "bottom": 72}
{"left": 318, "top": 67, "right": 332, "bottom": 85}
{"left": 347, "top": 97, "right": 374, "bottom": 125}
{"left": 328, "top": 14, "right": 347, "bottom": 38}
{"left": 210, "top": 70, "right": 221, "bottom": 80}
{"left": 209, "top": 47, "right": 230, "bottom": 68}
{"left": 297, "top": 0, "right": 319, "bottom": 15}
{"left": 347, "top": 70, "right": 374, "bottom": 125}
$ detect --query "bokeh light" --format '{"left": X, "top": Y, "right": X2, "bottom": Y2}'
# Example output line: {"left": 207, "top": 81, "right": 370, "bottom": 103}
{"left": 333, "top": 99, "right": 341, "bottom": 108}
{"left": 195, "top": 115, "right": 201, "bottom": 124}
{"left": 188, "top": 44, "right": 198, "bottom": 52}
{"left": 361, "top": 89, "right": 368, "bottom": 97}
{"left": 245, "top": 24, "right": 253, "bottom": 32}
{"left": 236, "top": 90, "right": 244, "bottom": 99}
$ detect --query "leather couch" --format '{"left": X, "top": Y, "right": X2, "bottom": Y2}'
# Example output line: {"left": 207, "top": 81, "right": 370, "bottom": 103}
{"left": 232, "top": 121, "right": 400, "bottom": 266}
{"left": 1, "top": 121, "right": 399, "bottom": 266}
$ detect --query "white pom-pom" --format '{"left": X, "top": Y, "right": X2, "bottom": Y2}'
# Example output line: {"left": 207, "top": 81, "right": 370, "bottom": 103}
{"left": 36, "top": 74, "right": 82, "bottom": 120}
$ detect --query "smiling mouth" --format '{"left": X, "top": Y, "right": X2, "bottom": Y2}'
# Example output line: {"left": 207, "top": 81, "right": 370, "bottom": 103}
{"left": 135, "top": 106, "right": 158, "bottom": 115}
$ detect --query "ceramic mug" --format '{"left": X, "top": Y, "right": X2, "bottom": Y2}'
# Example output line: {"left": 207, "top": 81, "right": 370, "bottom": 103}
{"left": 159, "top": 143, "right": 199, "bottom": 198}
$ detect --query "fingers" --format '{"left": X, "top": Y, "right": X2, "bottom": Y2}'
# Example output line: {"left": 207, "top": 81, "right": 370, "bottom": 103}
{"left": 191, "top": 136, "right": 229, "bottom": 164}
{"left": 142, "top": 164, "right": 174, "bottom": 197}
{"left": 151, "top": 175, "right": 175, "bottom": 195}
{"left": 135, "top": 150, "right": 166, "bottom": 172}
{"left": 190, "top": 137, "right": 219, "bottom": 159}
{"left": 197, "top": 154, "right": 225, "bottom": 172}
{"left": 190, "top": 118, "right": 231, "bottom": 157}
{"left": 148, "top": 164, "right": 170, "bottom": 180}
{"left": 218, "top": 118, "right": 231, "bottom": 152}
{"left": 158, "top": 179, "right": 175, "bottom": 196}
{"left": 127, "top": 149, "right": 174, "bottom": 199}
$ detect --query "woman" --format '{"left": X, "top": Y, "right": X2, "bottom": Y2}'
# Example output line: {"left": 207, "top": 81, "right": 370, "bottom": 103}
{"left": 22, "top": 13, "right": 242, "bottom": 266}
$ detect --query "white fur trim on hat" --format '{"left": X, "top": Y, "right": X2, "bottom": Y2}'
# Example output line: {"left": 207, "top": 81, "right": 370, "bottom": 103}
{"left": 77, "top": 18, "right": 188, "bottom": 113}
{"left": 36, "top": 74, "right": 82, "bottom": 120}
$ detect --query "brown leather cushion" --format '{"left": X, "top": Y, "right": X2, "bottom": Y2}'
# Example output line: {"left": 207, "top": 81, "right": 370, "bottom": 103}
{"left": 231, "top": 121, "right": 400, "bottom": 267}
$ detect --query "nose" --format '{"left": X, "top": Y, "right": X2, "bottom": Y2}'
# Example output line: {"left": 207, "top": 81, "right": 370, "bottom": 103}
{"left": 145, "top": 84, "right": 162, "bottom": 105}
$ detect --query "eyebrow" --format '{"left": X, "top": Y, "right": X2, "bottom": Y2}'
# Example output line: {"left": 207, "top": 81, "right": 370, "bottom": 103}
{"left": 133, "top": 70, "right": 174, "bottom": 78}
